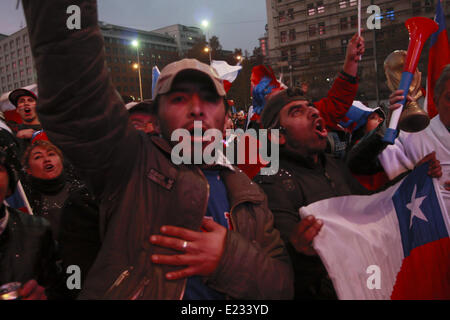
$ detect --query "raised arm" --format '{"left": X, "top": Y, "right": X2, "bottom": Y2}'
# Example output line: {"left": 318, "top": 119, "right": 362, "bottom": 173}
{"left": 22, "top": 0, "right": 139, "bottom": 197}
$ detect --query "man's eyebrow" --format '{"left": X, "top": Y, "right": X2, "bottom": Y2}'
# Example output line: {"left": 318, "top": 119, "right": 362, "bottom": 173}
{"left": 31, "top": 151, "right": 43, "bottom": 156}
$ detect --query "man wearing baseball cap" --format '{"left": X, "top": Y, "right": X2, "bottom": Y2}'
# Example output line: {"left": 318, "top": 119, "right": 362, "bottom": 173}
{"left": 21, "top": 0, "right": 293, "bottom": 300}
{"left": 254, "top": 87, "right": 368, "bottom": 299}
{"left": 8, "top": 88, "right": 42, "bottom": 153}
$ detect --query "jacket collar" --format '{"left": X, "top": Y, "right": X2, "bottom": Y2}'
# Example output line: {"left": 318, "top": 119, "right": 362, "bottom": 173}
{"left": 221, "top": 168, "right": 265, "bottom": 207}
{"left": 151, "top": 135, "right": 235, "bottom": 172}
{"left": 280, "top": 149, "right": 327, "bottom": 171}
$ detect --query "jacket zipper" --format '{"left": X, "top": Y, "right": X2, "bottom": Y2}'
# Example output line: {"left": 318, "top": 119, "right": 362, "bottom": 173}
{"left": 104, "top": 267, "right": 133, "bottom": 297}
{"left": 130, "top": 277, "right": 150, "bottom": 300}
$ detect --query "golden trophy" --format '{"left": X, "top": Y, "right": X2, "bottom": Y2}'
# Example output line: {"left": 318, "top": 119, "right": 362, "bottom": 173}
{"left": 384, "top": 50, "right": 430, "bottom": 133}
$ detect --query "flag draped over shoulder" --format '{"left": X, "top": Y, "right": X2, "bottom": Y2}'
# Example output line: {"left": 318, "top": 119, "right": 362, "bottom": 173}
{"left": 425, "top": 0, "right": 450, "bottom": 118}
{"left": 300, "top": 163, "right": 450, "bottom": 300}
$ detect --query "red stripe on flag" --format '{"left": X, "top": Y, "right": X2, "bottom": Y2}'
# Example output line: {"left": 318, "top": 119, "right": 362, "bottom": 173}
{"left": 391, "top": 237, "right": 450, "bottom": 299}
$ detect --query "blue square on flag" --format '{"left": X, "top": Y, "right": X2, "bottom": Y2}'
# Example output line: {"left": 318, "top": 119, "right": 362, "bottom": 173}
{"left": 393, "top": 163, "right": 448, "bottom": 258}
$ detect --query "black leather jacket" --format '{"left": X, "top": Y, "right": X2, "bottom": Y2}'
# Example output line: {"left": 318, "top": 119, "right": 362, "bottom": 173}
{"left": 0, "top": 206, "right": 62, "bottom": 299}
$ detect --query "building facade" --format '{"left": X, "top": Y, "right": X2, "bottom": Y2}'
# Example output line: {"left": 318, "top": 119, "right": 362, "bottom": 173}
{"left": 265, "top": 0, "right": 450, "bottom": 105}
{"left": 0, "top": 23, "right": 181, "bottom": 100}
{"left": 0, "top": 27, "right": 36, "bottom": 95}
{"left": 152, "top": 24, "right": 204, "bottom": 56}
{"left": 100, "top": 22, "right": 179, "bottom": 101}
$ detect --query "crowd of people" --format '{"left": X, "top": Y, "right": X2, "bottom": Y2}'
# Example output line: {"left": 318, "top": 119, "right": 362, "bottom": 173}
{"left": 0, "top": 0, "right": 448, "bottom": 300}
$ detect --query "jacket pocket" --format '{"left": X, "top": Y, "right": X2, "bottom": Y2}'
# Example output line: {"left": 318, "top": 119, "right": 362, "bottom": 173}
{"left": 147, "top": 168, "right": 175, "bottom": 190}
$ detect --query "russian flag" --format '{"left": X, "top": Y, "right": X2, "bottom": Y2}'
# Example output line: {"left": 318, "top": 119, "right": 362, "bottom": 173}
{"left": 299, "top": 163, "right": 449, "bottom": 299}
{"left": 425, "top": 0, "right": 450, "bottom": 118}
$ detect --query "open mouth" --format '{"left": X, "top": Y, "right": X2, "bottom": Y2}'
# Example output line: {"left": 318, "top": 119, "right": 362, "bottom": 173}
{"left": 314, "top": 118, "right": 328, "bottom": 139}
{"left": 44, "top": 164, "right": 55, "bottom": 172}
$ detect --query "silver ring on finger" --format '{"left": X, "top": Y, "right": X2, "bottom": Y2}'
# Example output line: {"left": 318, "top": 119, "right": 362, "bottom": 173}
{"left": 182, "top": 240, "right": 188, "bottom": 251}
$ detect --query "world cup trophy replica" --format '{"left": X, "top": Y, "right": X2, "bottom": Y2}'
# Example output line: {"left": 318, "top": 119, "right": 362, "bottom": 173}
{"left": 384, "top": 50, "right": 429, "bottom": 133}
{"left": 383, "top": 17, "right": 438, "bottom": 144}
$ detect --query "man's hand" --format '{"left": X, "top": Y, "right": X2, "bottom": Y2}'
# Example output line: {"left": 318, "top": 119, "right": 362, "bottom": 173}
{"left": 416, "top": 151, "right": 442, "bottom": 178}
{"left": 18, "top": 280, "right": 47, "bottom": 300}
{"left": 150, "top": 217, "right": 227, "bottom": 280}
{"left": 343, "top": 32, "right": 365, "bottom": 76}
{"left": 16, "top": 129, "right": 36, "bottom": 140}
{"left": 289, "top": 215, "right": 323, "bottom": 256}
{"left": 388, "top": 89, "right": 415, "bottom": 111}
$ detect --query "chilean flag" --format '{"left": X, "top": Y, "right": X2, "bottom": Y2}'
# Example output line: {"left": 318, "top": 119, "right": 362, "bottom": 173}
{"left": 210, "top": 60, "right": 242, "bottom": 93}
{"left": 299, "top": 163, "right": 449, "bottom": 299}
{"left": 425, "top": 0, "right": 450, "bottom": 118}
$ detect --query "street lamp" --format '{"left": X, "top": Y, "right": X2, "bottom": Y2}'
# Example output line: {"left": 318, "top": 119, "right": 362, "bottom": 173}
{"left": 201, "top": 20, "right": 211, "bottom": 64}
{"left": 131, "top": 39, "right": 143, "bottom": 101}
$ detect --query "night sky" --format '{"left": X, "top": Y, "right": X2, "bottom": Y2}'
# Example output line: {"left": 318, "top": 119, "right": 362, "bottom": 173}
{"left": 0, "top": 0, "right": 267, "bottom": 54}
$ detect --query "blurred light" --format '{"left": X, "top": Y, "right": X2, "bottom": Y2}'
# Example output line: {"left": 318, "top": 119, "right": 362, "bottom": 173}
{"left": 236, "top": 55, "right": 242, "bottom": 61}
{"left": 131, "top": 40, "right": 139, "bottom": 47}
{"left": 201, "top": 20, "right": 209, "bottom": 28}
{"left": 133, "top": 63, "right": 139, "bottom": 69}
{"left": 204, "top": 47, "right": 210, "bottom": 53}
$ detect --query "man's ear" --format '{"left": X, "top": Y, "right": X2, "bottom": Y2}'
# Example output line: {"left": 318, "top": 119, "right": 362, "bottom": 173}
{"left": 268, "top": 129, "right": 286, "bottom": 146}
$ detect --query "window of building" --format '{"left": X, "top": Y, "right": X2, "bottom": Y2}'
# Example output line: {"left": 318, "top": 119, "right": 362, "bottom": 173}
{"left": 350, "top": 15, "right": 358, "bottom": 28}
{"left": 13, "top": 72, "right": 17, "bottom": 79}
{"left": 412, "top": 1, "right": 421, "bottom": 14}
{"left": 340, "top": 17, "right": 348, "bottom": 30}
{"left": 20, "top": 80, "right": 25, "bottom": 86}
{"left": 281, "top": 49, "right": 288, "bottom": 61}
{"left": 27, "top": 67, "right": 32, "bottom": 75}
{"left": 424, "top": 0, "right": 434, "bottom": 13}
{"left": 19, "top": 59, "right": 23, "bottom": 66}
{"left": 307, "top": 3, "right": 315, "bottom": 16}
{"left": 320, "top": 40, "right": 327, "bottom": 51}
{"left": 289, "top": 29, "right": 296, "bottom": 41}
{"left": 317, "top": 1, "right": 325, "bottom": 14}
{"left": 11, "top": 51, "right": 15, "bottom": 59}
{"left": 319, "top": 22, "right": 326, "bottom": 35}
{"left": 310, "top": 44, "right": 318, "bottom": 56}
{"left": 386, "top": 8, "right": 395, "bottom": 20}
{"left": 17, "top": 48, "right": 22, "bottom": 57}
{"left": 341, "top": 38, "right": 349, "bottom": 54}
{"left": 288, "top": 8, "right": 294, "bottom": 20}
{"left": 349, "top": 0, "right": 357, "bottom": 6}
{"left": 309, "top": 24, "right": 316, "bottom": 37}
{"left": 290, "top": 47, "right": 297, "bottom": 61}
{"left": 339, "top": 1, "right": 347, "bottom": 9}
{"left": 20, "top": 70, "right": 24, "bottom": 78}
{"left": 5, "top": 54, "right": 9, "bottom": 62}
{"left": 280, "top": 31, "right": 287, "bottom": 43}
{"left": 279, "top": 11, "right": 286, "bottom": 22}
{"left": 7, "top": 75, "right": 11, "bottom": 82}
{"left": 12, "top": 62, "right": 17, "bottom": 69}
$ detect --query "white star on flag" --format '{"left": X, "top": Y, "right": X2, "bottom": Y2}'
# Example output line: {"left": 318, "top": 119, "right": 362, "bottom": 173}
{"left": 406, "top": 185, "right": 428, "bottom": 228}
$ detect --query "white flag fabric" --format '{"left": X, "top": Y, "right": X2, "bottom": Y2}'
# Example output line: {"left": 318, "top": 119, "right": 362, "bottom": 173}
{"left": 210, "top": 60, "right": 242, "bottom": 83}
{"left": 299, "top": 164, "right": 450, "bottom": 300}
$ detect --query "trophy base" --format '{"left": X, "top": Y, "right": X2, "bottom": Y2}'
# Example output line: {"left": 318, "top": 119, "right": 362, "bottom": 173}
{"left": 398, "top": 113, "right": 430, "bottom": 133}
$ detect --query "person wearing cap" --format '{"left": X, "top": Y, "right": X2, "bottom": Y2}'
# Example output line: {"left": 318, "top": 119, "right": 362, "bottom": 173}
{"left": 344, "top": 103, "right": 391, "bottom": 191}
{"left": 348, "top": 65, "right": 449, "bottom": 194}
{"left": 0, "top": 129, "right": 62, "bottom": 300}
{"left": 21, "top": 0, "right": 293, "bottom": 300}
{"left": 254, "top": 87, "right": 369, "bottom": 299}
{"left": 8, "top": 88, "right": 42, "bottom": 153}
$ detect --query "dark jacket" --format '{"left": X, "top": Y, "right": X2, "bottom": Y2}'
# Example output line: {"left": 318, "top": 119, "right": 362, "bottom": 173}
{"left": 255, "top": 151, "right": 368, "bottom": 299}
{"left": 0, "top": 206, "right": 62, "bottom": 299}
{"left": 22, "top": 0, "right": 293, "bottom": 300}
